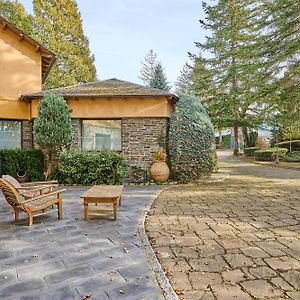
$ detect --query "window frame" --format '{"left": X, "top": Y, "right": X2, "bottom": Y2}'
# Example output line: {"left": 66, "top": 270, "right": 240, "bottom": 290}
{"left": 81, "top": 119, "right": 122, "bottom": 152}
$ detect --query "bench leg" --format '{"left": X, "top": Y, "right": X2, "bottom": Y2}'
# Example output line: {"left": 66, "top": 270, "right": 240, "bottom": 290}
{"left": 84, "top": 202, "right": 88, "bottom": 221}
{"left": 113, "top": 203, "right": 117, "bottom": 220}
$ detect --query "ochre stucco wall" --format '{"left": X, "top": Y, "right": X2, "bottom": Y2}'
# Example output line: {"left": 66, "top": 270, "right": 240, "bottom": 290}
{"left": 0, "top": 28, "right": 42, "bottom": 119}
{"left": 31, "top": 96, "right": 174, "bottom": 118}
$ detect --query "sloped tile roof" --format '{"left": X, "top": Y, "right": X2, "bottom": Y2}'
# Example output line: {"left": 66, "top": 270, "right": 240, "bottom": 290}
{"left": 22, "top": 78, "right": 178, "bottom": 101}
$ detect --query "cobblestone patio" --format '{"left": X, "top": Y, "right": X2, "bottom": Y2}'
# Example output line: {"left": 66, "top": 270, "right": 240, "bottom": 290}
{"left": 146, "top": 152, "right": 300, "bottom": 299}
{"left": 0, "top": 185, "right": 165, "bottom": 300}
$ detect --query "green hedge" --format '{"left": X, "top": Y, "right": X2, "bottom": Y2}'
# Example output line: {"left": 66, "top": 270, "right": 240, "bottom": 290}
{"left": 0, "top": 149, "right": 44, "bottom": 181}
{"left": 282, "top": 151, "right": 300, "bottom": 162}
{"left": 278, "top": 140, "right": 300, "bottom": 152}
{"left": 52, "top": 150, "right": 125, "bottom": 185}
{"left": 254, "top": 148, "right": 288, "bottom": 161}
{"left": 243, "top": 147, "right": 261, "bottom": 156}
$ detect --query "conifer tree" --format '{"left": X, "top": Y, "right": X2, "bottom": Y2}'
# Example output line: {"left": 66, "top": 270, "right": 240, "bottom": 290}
{"left": 139, "top": 49, "right": 158, "bottom": 86}
{"left": 34, "top": 93, "right": 73, "bottom": 179}
{"left": 149, "top": 62, "right": 170, "bottom": 91}
{"left": 195, "top": 0, "right": 267, "bottom": 155}
{"left": 33, "top": 0, "right": 97, "bottom": 89}
{"left": 0, "top": 0, "right": 33, "bottom": 34}
{"left": 175, "top": 63, "right": 192, "bottom": 93}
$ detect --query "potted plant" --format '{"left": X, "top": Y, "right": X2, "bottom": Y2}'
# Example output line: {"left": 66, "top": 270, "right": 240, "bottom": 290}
{"left": 150, "top": 150, "right": 170, "bottom": 183}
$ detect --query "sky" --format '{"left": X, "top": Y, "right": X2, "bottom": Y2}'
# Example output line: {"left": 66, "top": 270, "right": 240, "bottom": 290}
{"left": 21, "top": 0, "right": 210, "bottom": 88}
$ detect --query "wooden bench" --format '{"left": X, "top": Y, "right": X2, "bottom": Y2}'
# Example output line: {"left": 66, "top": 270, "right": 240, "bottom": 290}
{"left": 81, "top": 185, "right": 123, "bottom": 221}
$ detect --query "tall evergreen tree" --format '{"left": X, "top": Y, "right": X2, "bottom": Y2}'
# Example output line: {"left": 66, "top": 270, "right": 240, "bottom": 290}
{"left": 0, "top": 0, "right": 33, "bottom": 34}
{"left": 33, "top": 0, "right": 97, "bottom": 89}
{"left": 175, "top": 62, "right": 192, "bottom": 93}
{"left": 195, "top": 0, "right": 268, "bottom": 155}
{"left": 149, "top": 62, "right": 170, "bottom": 91}
{"left": 260, "top": 0, "right": 300, "bottom": 123}
{"left": 139, "top": 49, "right": 158, "bottom": 86}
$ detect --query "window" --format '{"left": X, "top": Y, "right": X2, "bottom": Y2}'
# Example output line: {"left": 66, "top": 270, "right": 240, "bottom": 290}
{"left": 0, "top": 120, "right": 21, "bottom": 149}
{"left": 82, "top": 120, "right": 121, "bottom": 151}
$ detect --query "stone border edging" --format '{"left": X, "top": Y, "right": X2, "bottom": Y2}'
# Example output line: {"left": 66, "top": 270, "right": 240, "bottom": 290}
{"left": 137, "top": 186, "right": 179, "bottom": 300}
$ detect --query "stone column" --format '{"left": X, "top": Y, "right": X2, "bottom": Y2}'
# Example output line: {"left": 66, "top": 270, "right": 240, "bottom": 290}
{"left": 21, "top": 120, "right": 33, "bottom": 148}
{"left": 71, "top": 119, "right": 82, "bottom": 149}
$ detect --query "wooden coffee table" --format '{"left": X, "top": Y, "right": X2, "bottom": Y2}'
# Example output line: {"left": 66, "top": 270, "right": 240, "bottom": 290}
{"left": 81, "top": 185, "right": 123, "bottom": 221}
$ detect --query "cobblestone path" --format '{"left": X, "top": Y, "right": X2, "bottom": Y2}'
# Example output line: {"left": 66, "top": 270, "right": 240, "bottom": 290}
{"left": 146, "top": 152, "right": 300, "bottom": 299}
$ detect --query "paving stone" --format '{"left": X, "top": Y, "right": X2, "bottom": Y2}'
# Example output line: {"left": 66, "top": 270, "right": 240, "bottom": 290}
{"left": 44, "top": 264, "right": 96, "bottom": 286}
{"left": 248, "top": 266, "right": 277, "bottom": 279}
{"left": 271, "top": 277, "right": 294, "bottom": 291}
{"left": 241, "top": 246, "right": 270, "bottom": 258}
{"left": 222, "top": 269, "right": 246, "bottom": 284}
{"left": 189, "top": 272, "right": 222, "bottom": 289}
{"left": 0, "top": 279, "right": 45, "bottom": 298}
{"left": 105, "top": 277, "right": 163, "bottom": 300}
{"left": 265, "top": 256, "right": 300, "bottom": 271}
{"left": 241, "top": 279, "right": 284, "bottom": 298}
{"left": 17, "top": 260, "right": 66, "bottom": 281}
{"left": 189, "top": 256, "right": 228, "bottom": 272}
{"left": 169, "top": 271, "right": 192, "bottom": 291}
{"left": 213, "top": 284, "right": 252, "bottom": 300}
{"left": 223, "top": 253, "right": 253, "bottom": 268}
{"left": 287, "top": 291, "right": 300, "bottom": 300}
{"left": 281, "top": 270, "right": 300, "bottom": 289}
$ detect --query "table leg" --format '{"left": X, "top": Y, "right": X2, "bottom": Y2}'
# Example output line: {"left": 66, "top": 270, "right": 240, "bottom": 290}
{"left": 113, "top": 202, "right": 117, "bottom": 220}
{"left": 84, "top": 202, "right": 88, "bottom": 221}
{"left": 118, "top": 196, "right": 122, "bottom": 206}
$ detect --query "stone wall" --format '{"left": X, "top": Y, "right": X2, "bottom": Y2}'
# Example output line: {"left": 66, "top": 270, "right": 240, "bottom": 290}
{"left": 71, "top": 119, "right": 82, "bottom": 149}
{"left": 21, "top": 120, "right": 33, "bottom": 148}
{"left": 122, "top": 118, "right": 168, "bottom": 167}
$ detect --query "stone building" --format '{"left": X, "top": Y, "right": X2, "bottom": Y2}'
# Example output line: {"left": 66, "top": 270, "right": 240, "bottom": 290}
{"left": 0, "top": 16, "right": 178, "bottom": 167}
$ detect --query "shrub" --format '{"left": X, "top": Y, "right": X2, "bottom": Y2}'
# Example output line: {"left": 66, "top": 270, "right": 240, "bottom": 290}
{"left": 169, "top": 93, "right": 215, "bottom": 183}
{"left": 52, "top": 150, "right": 125, "bottom": 185}
{"left": 243, "top": 147, "right": 261, "bottom": 156}
{"left": 282, "top": 151, "right": 300, "bottom": 162}
{"left": 0, "top": 149, "right": 44, "bottom": 181}
{"left": 254, "top": 148, "right": 288, "bottom": 161}
{"left": 278, "top": 140, "right": 300, "bottom": 152}
{"left": 34, "top": 93, "right": 73, "bottom": 178}
{"left": 129, "top": 163, "right": 149, "bottom": 184}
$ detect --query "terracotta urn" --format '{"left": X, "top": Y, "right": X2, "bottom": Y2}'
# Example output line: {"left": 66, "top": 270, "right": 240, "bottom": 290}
{"left": 150, "top": 160, "right": 170, "bottom": 183}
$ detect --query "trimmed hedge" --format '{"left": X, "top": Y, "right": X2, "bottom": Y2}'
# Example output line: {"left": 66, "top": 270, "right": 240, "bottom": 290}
{"left": 278, "top": 140, "right": 300, "bottom": 152}
{"left": 52, "top": 150, "right": 125, "bottom": 185}
{"left": 282, "top": 151, "right": 300, "bottom": 162}
{"left": 254, "top": 148, "right": 288, "bottom": 161}
{"left": 243, "top": 147, "right": 261, "bottom": 156}
{"left": 0, "top": 149, "right": 44, "bottom": 181}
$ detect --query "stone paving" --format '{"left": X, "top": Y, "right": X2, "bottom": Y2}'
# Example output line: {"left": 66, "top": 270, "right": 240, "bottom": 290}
{"left": 146, "top": 152, "right": 300, "bottom": 300}
{"left": 0, "top": 185, "right": 166, "bottom": 300}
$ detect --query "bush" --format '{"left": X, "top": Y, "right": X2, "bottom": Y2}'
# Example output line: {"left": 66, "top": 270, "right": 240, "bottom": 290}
{"left": 254, "top": 148, "right": 288, "bottom": 161}
{"left": 0, "top": 149, "right": 44, "bottom": 181}
{"left": 169, "top": 93, "right": 215, "bottom": 183}
{"left": 244, "top": 147, "right": 261, "bottom": 156}
{"left": 278, "top": 140, "right": 300, "bottom": 152}
{"left": 52, "top": 150, "right": 125, "bottom": 185}
{"left": 282, "top": 151, "right": 300, "bottom": 162}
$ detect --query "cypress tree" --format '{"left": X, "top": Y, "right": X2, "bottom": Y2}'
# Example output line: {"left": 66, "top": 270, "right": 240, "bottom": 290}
{"left": 149, "top": 62, "right": 170, "bottom": 91}
{"left": 0, "top": 0, "right": 33, "bottom": 34}
{"left": 33, "top": 0, "right": 97, "bottom": 89}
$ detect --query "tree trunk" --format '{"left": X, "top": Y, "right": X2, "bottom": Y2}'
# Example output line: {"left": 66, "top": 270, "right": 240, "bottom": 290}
{"left": 233, "top": 124, "right": 240, "bottom": 155}
{"left": 242, "top": 127, "right": 250, "bottom": 148}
